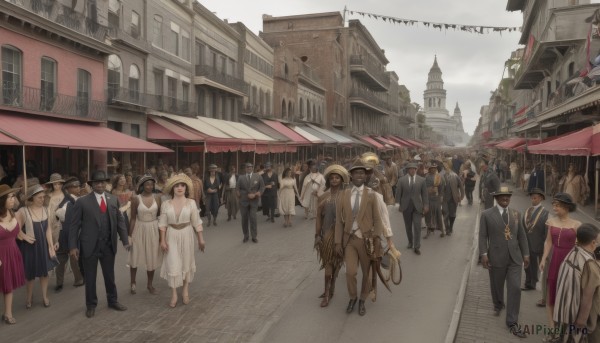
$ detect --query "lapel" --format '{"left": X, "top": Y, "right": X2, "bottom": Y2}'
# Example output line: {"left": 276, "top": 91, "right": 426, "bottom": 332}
{"left": 491, "top": 207, "right": 505, "bottom": 234}
{"left": 357, "top": 187, "right": 369, "bottom": 222}
{"left": 343, "top": 188, "right": 352, "bottom": 225}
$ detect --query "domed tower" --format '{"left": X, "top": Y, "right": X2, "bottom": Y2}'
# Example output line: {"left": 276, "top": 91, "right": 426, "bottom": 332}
{"left": 423, "top": 55, "right": 449, "bottom": 119}
{"left": 453, "top": 102, "right": 464, "bottom": 132}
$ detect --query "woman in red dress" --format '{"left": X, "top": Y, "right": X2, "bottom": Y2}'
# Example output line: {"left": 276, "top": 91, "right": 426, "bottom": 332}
{"left": 0, "top": 184, "right": 26, "bottom": 324}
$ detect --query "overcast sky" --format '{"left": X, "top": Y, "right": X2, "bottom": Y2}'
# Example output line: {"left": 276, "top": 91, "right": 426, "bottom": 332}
{"left": 200, "top": 0, "right": 523, "bottom": 135}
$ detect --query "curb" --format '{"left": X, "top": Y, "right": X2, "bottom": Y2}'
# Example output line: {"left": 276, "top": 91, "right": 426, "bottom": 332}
{"left": 444, "top": 203, "right": 482, "bottom": 343}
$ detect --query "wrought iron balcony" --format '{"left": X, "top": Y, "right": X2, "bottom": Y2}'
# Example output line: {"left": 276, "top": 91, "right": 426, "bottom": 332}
{"left": 107, "top": 86, "right": 150, "bottom": 108}
{"left": 348, "top": 87, "right": 391, "bottom": 114}
{"left": 4, "top": 0, "right": 110, "bottom": 42}
{"left": 1, "top": 82, "right": 106, "bottom": 120}
{"left": 146, "top": 94, "right": 195, "bottom": 117}
{"left": 195, "top": 64, "right": 248, "bottom": 95}
{"left": 107, "top": 26, "right": 149, "bottom": 51}
{"left": 349, "top": 55, "right": 390, "bottom": 91}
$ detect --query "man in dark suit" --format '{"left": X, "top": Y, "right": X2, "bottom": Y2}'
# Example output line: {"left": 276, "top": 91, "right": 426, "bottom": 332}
{"left": 69, "top": 170, "right": 130, "bottom": 318}
{"left": 236, "top": 163, "right": 265, "bottom": 243}
{"left": 396, "top": 162, "right": 428, "bottom": 255}
{"left": 521, "top": 187, "right": 548, "bottom": 291}
{"left": 479, "top": 186, "right": 530, "bottom": 338}
{"left": 479, "top": 161, "right": 501, "bottom": 209}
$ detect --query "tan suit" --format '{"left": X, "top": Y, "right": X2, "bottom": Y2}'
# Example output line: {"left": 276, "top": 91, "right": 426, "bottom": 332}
{"left": 335, "top": 187, "right": 385, "bottom": 300}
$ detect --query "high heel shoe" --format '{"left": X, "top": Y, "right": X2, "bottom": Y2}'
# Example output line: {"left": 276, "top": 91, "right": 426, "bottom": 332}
{"left": 43, "top": 299, "right": 51, "bottom": 308}
{"left": 182, "top": 295, "right": 190, "bottom": 305}
{"left": 2, "top": 315, "right": 16, "bottom": 324}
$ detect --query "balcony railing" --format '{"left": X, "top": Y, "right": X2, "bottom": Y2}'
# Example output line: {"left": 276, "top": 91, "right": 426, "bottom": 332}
{"left": 298, "top": 64, "right": 323, "bottom": 87}
{"left": 5, "top": 0, "right": 110, "bottom": 41}
{"left": 107, "top": 86, "right": 150, "bottom": 108}
{"left": 1, "top": 82, "right": 106, "bottom": 120}
{"left": 349, "top": 55, "right": 390, "bottom": 90}
{"left": 349, "top": 87, "right": 391, "bottom": 114}
{"left": 147, "top": 94, "right": 195, "bottom": 117}
{"left": 107, "top": 26, "right": 148, "bottom": 51}
{"left": 195, "top": 64, "right": 248, "bottom": 95}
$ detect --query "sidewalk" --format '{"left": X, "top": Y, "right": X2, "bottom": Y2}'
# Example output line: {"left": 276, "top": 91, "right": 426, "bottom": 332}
{"left": 453, "top": 186, "right": 594, "bottom": 343}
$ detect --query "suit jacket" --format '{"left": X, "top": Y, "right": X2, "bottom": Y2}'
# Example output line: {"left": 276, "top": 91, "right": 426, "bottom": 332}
{"left": 443, "top": 172, "right": 465, "bottom": 203}
{"left": 396, "top": 174, "right": 428, "bottom": 213}
{"left": 236, "top": 172, "right": 265, "bottom": 207}
{"left": 68, "top": 192, "right": 129, "bottom": 258}
{"left": 479, "top": 206, "right": 529, "bottom": 267}
{"left": 522, "top": 206, "right": 548, "bottom": 255}
{"left": 479, "top": 170, "right": 500, "bottom": 207}
{"left": 334, "top": 187, "right": 385, "bottom": 247}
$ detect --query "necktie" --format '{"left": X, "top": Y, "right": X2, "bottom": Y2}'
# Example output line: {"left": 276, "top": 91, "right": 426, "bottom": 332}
{"left": 247, "top": 173, "right": 251, "bottom": 182}
{"left": 502, "top": 208, "right": 508, "bottom": 223}
{"left": 410, "top": 176, "right": 414, "bottom": 190}
{"left": 100, "top": 196, "right": 107, "bottom": 213}
{"left": 352, "top": 189, "right": 360, "bottom": 217}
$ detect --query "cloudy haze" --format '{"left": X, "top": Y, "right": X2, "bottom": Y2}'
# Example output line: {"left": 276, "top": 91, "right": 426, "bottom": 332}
{"left": 200, "top": 0, "right": 523, "bottom": 135}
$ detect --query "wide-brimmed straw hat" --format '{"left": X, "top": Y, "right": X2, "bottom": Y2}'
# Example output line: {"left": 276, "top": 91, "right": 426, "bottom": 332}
{"left": 136, "top": 174, "right": 156, "bottom": 193}
{"left": 45, "top": 173, "right": 65, "bottom": 185}
{"left": 26, "top": 184, "right": 45, "bottom": 200}
{"left": 528, "top": 188, "right": 545, "bottom": 200}
{"left": 163, "top": 173, "right": 194, "bottom": 196}
{"left": 0, "top": 184, "right": 20, "bottom": 198}
{"left": 491, "top": 186, "right": 513, "bottom": 197}
{"left": 324, "top": 164, "right": 349, "bottom": 184}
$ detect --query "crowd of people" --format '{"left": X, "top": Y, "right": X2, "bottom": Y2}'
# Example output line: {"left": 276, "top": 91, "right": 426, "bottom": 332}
{"left": 0, "top": 150, "right": 599, "bottom": 342}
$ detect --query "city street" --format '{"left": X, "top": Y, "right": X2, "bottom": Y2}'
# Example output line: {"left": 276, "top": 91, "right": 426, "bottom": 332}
{"left": 3, "top": 199, "right": 476, "bottom": 343}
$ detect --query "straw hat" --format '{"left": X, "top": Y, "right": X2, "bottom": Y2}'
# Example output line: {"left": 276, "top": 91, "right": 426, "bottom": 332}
{"left": 136, "top": 174, "right": 156, "bottom": 193}
{"left": 324, "top": 164, "right": 349, "bottom": 184}
{"left": 45, "top": 173, "right": 65, "bottom": 185}
{"left": 348, "top": 158, "right": 372, "bottom": 173}
{"left": 163, "top": 173, "right": 194, "bottom": 196}
{"left": 0, "top": 184, "right": 20, "bottom": 198}
{"left": 26, "top": 184, "right": 45, "bottom": 200}
{"left": 491, "top": 186, "right": 513, "bottom": 197}
{"left": 361, "top": 152, "right": 380, "bottom": 166}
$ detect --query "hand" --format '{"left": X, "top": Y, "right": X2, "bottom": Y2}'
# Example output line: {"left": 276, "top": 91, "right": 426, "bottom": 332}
{"left": 49, "top": 249, "right": 56, "bottom": 259}
{"left": 198, "top": 239, "right": 205, "bottom": 252}
{"left": 335, "top": 243, "right": 343, "bottom": 257}
{"left": 123, "top": 244, "right": 131, "bottom": 252}
{"left": 266, "top": 185, "right": 272, "bottom": 189}
{"left": 423, "top": 206, "right": 429, "bottom": 215}
{"left": 523, "top": 256, "right": 530, "bottom": 269}
{"left": 160, "top": 240, "right": 168, "bottom": 253}
{"left": 539, "top": 260, "right": 546, "bottom": 272}
{"left": 314, "top": 235, "right": 322, "bottom": 249}
{"left": 574, "top": 319, "right": 587, "bottom": 330}
{"left": 481, "top": 255, "right": 490, "bottom": 269}
{"left": 0, "top": 259, "right": 2, "bottom": 267}
{"left": 23, "top": 235, "right": 36, "bottom": 244}
{"left": 128, "top": 236, "right": 133, "bottom": 245}
{"left": 70, "top": 248, "right": 79, "bottom": 260}
{"left": 54, "top": 242, "right": 59, "bottom": 251}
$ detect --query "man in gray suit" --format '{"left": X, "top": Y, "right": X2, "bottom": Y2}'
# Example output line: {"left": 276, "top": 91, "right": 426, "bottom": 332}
{"left": 479, "top": 186, "right": 529, "bottom": 338}
{"left": 236, "top": 163, "right": 265, "bottom": 243}
{"left": 396, "top": 162, "right": 428, "bottom": 255}
{"left": 479, "top": 161, "right": 501, "bottom": 209}
{"left": 521, "top": 188, "right": 548, "bottom": 291}
{"left": 68, "top": 170, "right": 130, "bottom": 318}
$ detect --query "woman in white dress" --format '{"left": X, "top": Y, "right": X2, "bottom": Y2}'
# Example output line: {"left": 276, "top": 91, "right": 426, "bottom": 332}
{"left": 300, "top": 161, "right": 325, "bottom": 219}
{"left": 279, "top": 168, "right": 300, "bottom": 227}
{"left": 159, "top": 174, "right": 205, "bottom": 308}
{"left": 129, "top": 175, "right": 162, "bottom": 295}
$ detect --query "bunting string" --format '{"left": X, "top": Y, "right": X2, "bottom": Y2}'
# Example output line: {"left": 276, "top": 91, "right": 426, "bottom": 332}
{"left": 346, "top": 9, "right": 521, "bottom": 35}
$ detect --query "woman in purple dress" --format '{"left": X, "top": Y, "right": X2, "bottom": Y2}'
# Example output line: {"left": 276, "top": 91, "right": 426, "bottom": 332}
{"left": 0, "top": 184, "right": 26, "bottom": 324}
{"left": 539, "top": 192, "right": 581, "bottom": 335}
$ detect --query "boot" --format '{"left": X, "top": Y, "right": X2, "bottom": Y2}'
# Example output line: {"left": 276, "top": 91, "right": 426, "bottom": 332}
{"left": 448, "top": 217, "right": 456, "bottom": 235}
{"left": 320, "top": 275, "right": 331, "bottom": 307}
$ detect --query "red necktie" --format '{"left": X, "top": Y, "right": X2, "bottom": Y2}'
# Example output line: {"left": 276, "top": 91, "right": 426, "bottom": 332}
{"left": 100, "top": 196, "right": 107, "bottom": 213}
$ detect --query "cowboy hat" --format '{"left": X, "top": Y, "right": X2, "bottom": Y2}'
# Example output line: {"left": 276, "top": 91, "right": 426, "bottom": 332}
{"left": 44, "top": 173, "right": 65, "bottom": 185}
{"left": 0, "top": 184, "right": 20, "bottom": 198}
{"left": 491, "top": 186, "right": 513, "bottom": 197}
{"left": 163, "top": 173, "right": 194, "bottom": 196}
{"left": 87, "top": 170, "right": 110, "bottom": 186}
{"left": 25, "top": 184, "right": 45, "bottom": 200}
{"left": 324, "top": 164, "right": 349, "bottom": 184}
{"left": 528, "top": 188, "right": 545, "bottom": 200}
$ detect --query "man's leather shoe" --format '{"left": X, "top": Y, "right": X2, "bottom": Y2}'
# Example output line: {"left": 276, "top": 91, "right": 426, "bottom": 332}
{"left": 54, "top": 285, "right": 63, "bottom": 293}
{"left": 243, "top": 237, "right": 249, "bottom": 243}
{"left": 252, "top": 238, "right": 258, "bottom": 243}
{"left": 493, "top": 308, "right": 501, "bottom": 316}
{"left": 414, "top": 248, "right": 421, "bottom": 255}
{"left": 73, "top": 281, "right": 85, "bottom": 287}
{"left": 536, "top": 299, "right": 546, "bottom": 307}
{"left": 86, "top": 308, "right": 95, "bottom": 318}
{"left": 509, "top": 325, "right": 527, "bottom": 338}
{"left": 406, "top": 244, "right": 413, "bottom": 249}
{"left": 521, "top": 285, "right": 535, "bottom": 291}
{"left": 108, "top": 302, "right": 127, "bottom": 311}
{"left": 346, "top": 298, "right": 357, "bottom": 313}
{"left": 358, "top": 300, "right": 366, "bottom": 316}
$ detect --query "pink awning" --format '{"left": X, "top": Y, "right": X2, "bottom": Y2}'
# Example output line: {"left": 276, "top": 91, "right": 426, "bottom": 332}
{"left": 0, "top": 112, "right": 171, "bottom": 152}
{"left": 147, "top": 117, "right": 205, "bottom": 141}
{"left": 260, "top": 119, "right": 311, "bottom": 145}
{"left": 357, "top": 136, "right": 389, "bottom": 150}
{"left": 495, "top": 138, "right": 526, "bottom": 150}
{"left": 528, "top": 126, "right": 595, "bottom": 156}
{"left": 0, "top": 131, "right": 19, "bottom": 145}
{"left": 373, "top": 136, "right": 403, "bottom": 148}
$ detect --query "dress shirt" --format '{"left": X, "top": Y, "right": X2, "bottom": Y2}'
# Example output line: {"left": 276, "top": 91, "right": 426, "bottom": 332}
{"left": 496, "top": 205, "right": 509, "bottom": 222}
{"left": 94, "top": 192, "right": 106, "bottom": 206}
{"left": 229, "top": 175, "right": 236, "bottom": 189}
{"left": 351, "top": 185, "right": 364, "bottom": 237}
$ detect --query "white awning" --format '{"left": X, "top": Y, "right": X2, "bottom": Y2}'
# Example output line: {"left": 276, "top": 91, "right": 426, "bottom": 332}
{"left": 195, "top": 116, "right": 275, "bottom": 141}
{"left": 151, "top": 111, "right": 231, "bottom": 138}
{"left": 291, "top": 126, "right": 324, "bottom": 143}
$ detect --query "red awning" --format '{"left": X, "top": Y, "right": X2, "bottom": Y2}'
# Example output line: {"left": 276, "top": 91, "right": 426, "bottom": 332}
{"left": 495, "top": 138, "right": 526, "bottom": 150}
{"left": 357, "top": 136, "right": 389, "bottom": 150}
{"left": 260, "top": 119, "right": 312, "bottom": 145}
{"left": 388, "top": 136, "right": 417, "bottom": 148}
{"left": 528, "top": 127, "right": 593, "bottom": 156}
{"left": 148, "top": 117, "right": 205, "bottom": 141}
{"left": 0, "top": 131, "right": 19, "bottom": 145}
{"left": 0, "top": 112, "right": 171, "bottom": 152}
{"left": 402, "top": 138, "right": 426, "bottom": 148}
{"left": 373, "top": 136, "right": 403, "bottom": 148}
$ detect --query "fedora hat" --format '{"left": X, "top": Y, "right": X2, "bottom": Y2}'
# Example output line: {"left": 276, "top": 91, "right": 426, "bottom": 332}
{"left": 324, "top": 164, "right": 349, "bottom": 184}
{"left": 136, "top": 174, "right": 156, "bottom": 193}
{"left": 45, "top": 173, "right": 65, "bottom": 185}
{"left": 348, "top": 158, "right": 372, "bottom": 173}
{"left": 528, "top": 188, "right": 545, "bottom": 200}
{"left": 87, "top": 170, "right": 110, "bottom": 186}
{"left": 208, "top": 164, "right": 218, "bottom": 170}
{"left": 264, "top": 162, "right": 272, "bottom": 168}
{"left": 406, "top": 162, "right": 418, "bottom": 169}
{"left": 26, "top": 184, "right": 45, "bottom": 200}
{"left": 163, "top": 173, "right": 194, "bottom": 196}
{"left": 491, "top": 186, "right": 513, "bottom": 197}
{"left": 0, "top": 184, "right": 20, "bottom": 198}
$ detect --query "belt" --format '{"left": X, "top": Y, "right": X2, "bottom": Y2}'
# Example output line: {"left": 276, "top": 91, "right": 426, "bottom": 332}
{"left": 136, "top": 218, "right": 156, "bottom": 223}
{"left": 168, "top": 222, "right": 190, "bottom": 230}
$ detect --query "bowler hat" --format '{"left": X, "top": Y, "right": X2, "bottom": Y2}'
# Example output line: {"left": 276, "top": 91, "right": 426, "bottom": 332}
{"left": 528, "top": 188, "right": 545, "bottom": 200}
{"left": 491, "top": 186, "right": 513, "bottom": 197}
{"left": 553, "top": 192, "right": 576, "bottom": 212}
{"left": 87, "top": 170, "right": 110, "bottom": 186}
